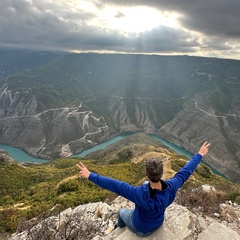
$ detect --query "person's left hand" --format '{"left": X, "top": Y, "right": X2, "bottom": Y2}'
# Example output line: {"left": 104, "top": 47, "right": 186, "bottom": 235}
{"left": 198, "top": 141, "right": 211, "bottom": 156}
{"left": 76, "top": 162, "right": 90, "bottom": 179}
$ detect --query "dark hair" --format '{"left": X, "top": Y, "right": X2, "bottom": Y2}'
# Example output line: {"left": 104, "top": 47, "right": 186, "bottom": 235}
{"left": 146, "top": 158, "right": 163, "bottom": 183}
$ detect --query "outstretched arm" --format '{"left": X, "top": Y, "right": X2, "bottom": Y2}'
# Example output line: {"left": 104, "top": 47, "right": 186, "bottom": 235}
{"left": 76, "top": 162, "right": 141, "bottom": 203}
{"left": 168, "top": 141, "right": 211, "bottom": 192}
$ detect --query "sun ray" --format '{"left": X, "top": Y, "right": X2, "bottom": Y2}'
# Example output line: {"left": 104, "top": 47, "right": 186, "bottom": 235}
{"left": 97, "top": 6, "right": 180, "bottom": 33}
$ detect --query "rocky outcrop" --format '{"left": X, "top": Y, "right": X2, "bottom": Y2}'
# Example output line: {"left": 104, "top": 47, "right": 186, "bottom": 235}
{"left": 101, "top": 204, "right": 240, "bottom": 240}
{"left": 9, "top": 187, "right": 240, "bottom": 240}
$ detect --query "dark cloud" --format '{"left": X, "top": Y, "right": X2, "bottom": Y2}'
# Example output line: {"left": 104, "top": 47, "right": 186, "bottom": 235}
{"left": 0, "top": 0, "right": 239, "bottom": 59}
{"left": 0, "top": 0, "right": 96, "bottom": 51}
{"left": 102, "top": 0, "right": 240, "bottom": 39}
{"left": 129, "top": 26, "right": 199, "bottom": 53}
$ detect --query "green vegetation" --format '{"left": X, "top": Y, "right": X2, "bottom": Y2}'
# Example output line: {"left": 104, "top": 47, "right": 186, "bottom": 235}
{"left": 85, "top": 133, "right": 172, "bottom": 164}
{"left": 0, "top": 158, "right": 145, "bottom": 233}
{"left": 208, "top": 83, "right": 232, "bottom": 113}
{"left": 1, "top": 143, "right": 240, "bottom": 234}
{"left": 170, "top": 156, "right": 240, "bottom": 203}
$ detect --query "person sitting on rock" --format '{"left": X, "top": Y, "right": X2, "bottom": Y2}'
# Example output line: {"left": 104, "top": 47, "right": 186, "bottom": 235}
{"left": 76, "top": 141, "right": 210, "bottom": 237}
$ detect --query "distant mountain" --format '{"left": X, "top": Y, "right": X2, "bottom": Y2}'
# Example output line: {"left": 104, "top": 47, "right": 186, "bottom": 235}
{"left": 0, "top": 51, "right": 240, "bottom": 181}
{"left": 0, "top": 49, "right": 64, "bottom": 78}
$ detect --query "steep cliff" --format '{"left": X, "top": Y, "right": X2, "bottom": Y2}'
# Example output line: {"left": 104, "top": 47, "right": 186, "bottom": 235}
{"left": 0, "top": 85, "right": 111, "bottom": 159}
{"left": 157, "top": 92, "right": 240, "bottom": 182}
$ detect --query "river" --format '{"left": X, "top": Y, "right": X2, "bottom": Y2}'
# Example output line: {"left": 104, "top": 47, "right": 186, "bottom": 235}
{"left": 0, "top": 134, "right": 226, "bottom": 179}
{"left": 0, "top": 134, "right": 190, "bottom": 162}
{"left": 73, "top": 134, "right": 225, "bottom": 178}
{"left": 0, "top": 144, "right": 47, "bottom": 163}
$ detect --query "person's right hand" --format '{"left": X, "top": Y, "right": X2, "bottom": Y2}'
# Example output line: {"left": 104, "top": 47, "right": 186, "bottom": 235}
{"left": 76, "top": 162, "right": 91, "bottom": 179}
{"left": 198, "top": 141, "right": 211, "bottom": 156}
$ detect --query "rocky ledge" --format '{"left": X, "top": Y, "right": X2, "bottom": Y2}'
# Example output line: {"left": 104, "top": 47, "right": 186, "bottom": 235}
{"left": 9, "top": 185, "right": 240, "bottom": 240}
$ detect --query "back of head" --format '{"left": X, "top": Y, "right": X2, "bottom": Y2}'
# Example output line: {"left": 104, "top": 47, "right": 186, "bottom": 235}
{"left": 146, "top": 158, "right": 163, "bottom": 183}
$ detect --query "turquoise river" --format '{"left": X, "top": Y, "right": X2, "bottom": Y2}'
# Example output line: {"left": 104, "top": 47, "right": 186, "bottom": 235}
{"left": 0, "top": 134, "right": 226, "bottom": 178}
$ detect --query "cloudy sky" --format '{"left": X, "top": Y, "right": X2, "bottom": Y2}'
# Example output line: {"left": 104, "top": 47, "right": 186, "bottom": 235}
{"left": 1, "top": 0, "right": 240, "bottom": 59}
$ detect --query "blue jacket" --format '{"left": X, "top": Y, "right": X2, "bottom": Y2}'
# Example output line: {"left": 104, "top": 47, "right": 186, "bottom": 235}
{"left": 88, "top": 153, "right": 203, "bottom": 233}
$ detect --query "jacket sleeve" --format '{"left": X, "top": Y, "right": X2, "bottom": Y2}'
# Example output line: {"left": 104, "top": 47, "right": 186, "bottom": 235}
{"left": 167, "top": 153, "right": 202, "bottom": 193}
{"left": 88, "top": 172, "right": 140, "bottom": 203}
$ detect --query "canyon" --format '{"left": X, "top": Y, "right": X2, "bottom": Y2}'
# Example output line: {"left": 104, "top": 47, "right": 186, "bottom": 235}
{"left": 0, "top": 51, "right": 240, "bottom": 182}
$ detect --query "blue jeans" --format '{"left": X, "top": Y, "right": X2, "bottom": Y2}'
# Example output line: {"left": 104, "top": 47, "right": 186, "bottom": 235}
{"left": 117, "top": 208, "right": 153, "bottom": 237}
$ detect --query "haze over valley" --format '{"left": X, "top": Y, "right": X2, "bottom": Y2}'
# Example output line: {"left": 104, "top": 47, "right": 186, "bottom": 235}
{"left": 0, "top": 50, "right": 240, "bottom": 182}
